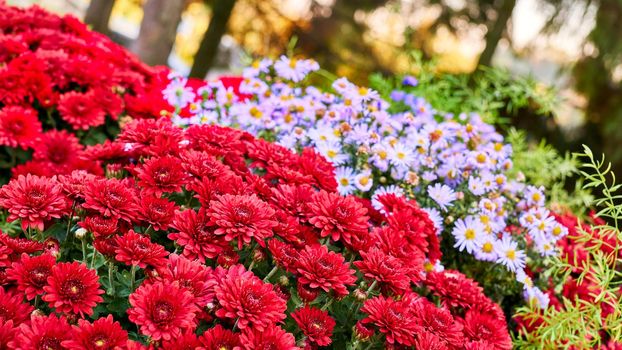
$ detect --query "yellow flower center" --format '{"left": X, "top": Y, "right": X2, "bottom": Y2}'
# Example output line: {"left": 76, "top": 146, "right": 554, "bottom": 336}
{"left": 340, "top": 178, "right": 349, "bottom": 186}
{"left": 506, "top": 249, "right": 516, "bottom": 260}
{"left": 327, "top": 150, "right": 337, "bottom": 158}
{"left": 482, "top": 242, "right": 493, "bottom": 253}
{"left": 465, "top": 229, "right": 476, "bottom": 240}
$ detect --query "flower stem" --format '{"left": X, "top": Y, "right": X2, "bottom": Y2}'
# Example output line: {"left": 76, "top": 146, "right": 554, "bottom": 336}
{"left": 90, "top": 250, "right": 97, "bottom": 269}
{"left": 321, "top": 297, "right": 335, "bottom": 311}
{"left": 130, "top": 265, "right": 138, "bottom": 292}
{"left": 248, "top": 260, "right": 255, "bottom": 271}
{"left": 263, "top": 266, "right": 278, "bottom": 282}
{"left": 108, "top": 262, "right": 115, "bottom": 296}
{"left": 81, "top": 239, "right": 87, "bottom": 264}
{"left": 366, "top": 280, "right": 378, "bottom": 295}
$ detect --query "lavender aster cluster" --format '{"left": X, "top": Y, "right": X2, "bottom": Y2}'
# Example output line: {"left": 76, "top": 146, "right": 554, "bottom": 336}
{"left": 164, "top": 56, "right": 567, "bottom": 308}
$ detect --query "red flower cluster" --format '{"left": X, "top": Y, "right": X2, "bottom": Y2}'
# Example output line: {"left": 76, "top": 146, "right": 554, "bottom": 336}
{"left": 0, "top": 3, "right": 169, "bottom": 181}
{"left": 0, "top": 5, "right": 511, "bottom": 349}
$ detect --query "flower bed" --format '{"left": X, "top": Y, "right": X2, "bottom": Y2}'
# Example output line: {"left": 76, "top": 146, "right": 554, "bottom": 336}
{"left": 165, "top": 57, "right": 567, "bottom": 311}
{"left": 0, "top": 117, "right": 511, "bottom": 349}
{"left": 0, "top": 3, "right": 169, "bottom": 183}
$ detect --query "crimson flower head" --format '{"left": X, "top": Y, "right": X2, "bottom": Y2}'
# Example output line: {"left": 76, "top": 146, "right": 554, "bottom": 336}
{"left": 361, "top": 295, "right": 418, "bottom": 346}
{"left": 58, "top": 90, "right": 106, "bottom": 130}
{"left": 169, "top": 209, "right": 227, "bottom": 262}
{"left": 0, "top": 286, "right": 34, "bottom": 324}
{"left": 138, "top": 195, "right": 177, "bottom": 231}
{"left": 208, "top": 194, "right": 277, "bottom": 250}
{"left": 411, "top": 298, "right": 464, "bottom": 348}
{"left": 62, "top": 315, "right": 129, "bottom": 350}
{"left": 291, "top": 306, "right": 336, "bottom": 346}
{"left": 295, "top": 244, "right": 356, "bottom": 298}
{"left": 0, "top": 174, "right": 67, "bottom": 231}
{"left": 199, "top": 324, "right": 242, "bottom": 350}
{"left": 0, "top": 105, "right": 42, "bottom": 149}
{"left": 307, "top": 191, "right": 369, "bottom": 245}
{"left": 461, "top": 310, "right": 512, "bottom": 350}
{"left": 128, "top": 280, "right": 199, "bottom": 341}
{"left": 156, "top": 254, "right": 216, "bottom": 308}
{"left": 135, "top": 155, "right": 188, "bottom": 195}
{"left": 354, "top": 247, "right": 416, "bottom": 295}
{"left": 215, "top": 267, "right": 287, "bottom": 331}
{"left": 239, "top": 326, "right": 299, "bottom": 350}
{"left": 7, "top": 253, "right": 56, "bottom": 300}
{"left": 42, "top": 261, "right": 104, "bottom": 317}
{"left": 82, "top": 178, "right": 138, "bottom": 222}
{"left": 114, "top": 230, "right": 169, "bottom": 269}
{"left": 11, "top": 314, "right": 72, "bottom": 350}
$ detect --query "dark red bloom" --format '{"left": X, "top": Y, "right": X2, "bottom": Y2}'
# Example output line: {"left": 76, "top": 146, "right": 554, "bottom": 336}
{"left": 307, "top": 191, "right": 369, "bottom": 245}
{"left": 138, "top": 195, "right": 177, "bottom": 231}
{"left": 239, "top": 326, "right": 298, "bottom": 350}
{"left": 361, "top": 295, "right": 418, "bottom": 346}
{"left": 7, "top": 253, "right": 56, "bottom": 300}
{"left": 267, "top": 239, "right": 299, "bottom": 272}
{"left": 32, "top": 130, "right": 84, "bottom": 173}
{"left": 128, "top": 280, "right": 199, "bottom": 341}
{"left": 135, "top": 155, "right": 188, "bottom": 195}
{"left": 114, "top": 230, "right": 168, "bottom": 269}
{"left": 0, "top": 174, "right": 67, "bottom": 230}
{"left": 461, "top": 310, "right": 512, "bottom": 350}
{"left": 0, "top": 286, "right": 34, "bottom": 324}
{"left": 295, "top": 244, "right": 356, "bottom": 298}
{"left": 291, "top": 306, "right": 335, "bottom": 346}
{"left": 160, "top": 331, "right": 203, "bottom": 350}
{"left": 58, "top": 90, "right": 106, "bottom": 130}
{"left": 0, "top": 105, "right": 42, "bottom": 149}
{"left": 199, "top": 324, "right": 242, "bottom": 350}
{"left": 11, "top": 314, "right": 72, "bottom": 350}
{"left": 42, "top": 261, "right": 104, "bottom": 317}
{"left": 410, "top": 298, "right": 464, "bottom": 348}
{"left": 79, "top": 215, "right": 119, "bottom": 238}
{"left": 82, "top": 178, "right": 138, "bottom": 222}
{"left": 354, "top": 247, "right": 416, "bottom": 295}
{"left": 156, "top": 254, "right": 216, "bottom": 308}
{"left": 62, "top": 315, "right": 129, "bottom": 350}
{"left": 208, "top": 194, "right": 277, "bottom": 250}
{"left": 215, "top": 267, "right": 287, "bottom": 331}
{"left": 169, "top": 209, "right": 227, "bottom": 262}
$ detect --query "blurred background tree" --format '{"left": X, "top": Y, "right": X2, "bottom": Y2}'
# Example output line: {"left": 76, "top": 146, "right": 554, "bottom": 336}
{"left": 10, "top": 0, "right": 622, "bottom": 173}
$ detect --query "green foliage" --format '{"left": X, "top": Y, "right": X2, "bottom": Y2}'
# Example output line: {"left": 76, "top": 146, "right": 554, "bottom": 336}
{"left": 368, "top": 52, "right": 559, "bottom": 125}
{"left": 508, "top": 128, "right": 593, "bottom": 214}
{"left": 513, "top": 146, "right": 622, "bottom": 349}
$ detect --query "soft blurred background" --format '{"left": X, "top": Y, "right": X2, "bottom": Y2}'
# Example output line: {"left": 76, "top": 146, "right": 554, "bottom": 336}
{"left": 9, "top": 0, "right": 622, "bottom": 174}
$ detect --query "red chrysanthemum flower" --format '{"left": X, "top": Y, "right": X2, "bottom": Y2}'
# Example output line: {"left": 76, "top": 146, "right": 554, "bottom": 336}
{"left": 461, "top": 310, "right": 512, "bottom": 350}
{"left": 354, "top": 247, "right": 416, "bottom": 295}
{"left": 0, "top": 286, "right": 34, "bottom": 324}
{"left": 295, "top": 244, "right": 356, "bottom": 298}
{"left": 208, "top": 194, "right": 277, "bottom": 250}
{"left": 239, "top": 326, "right": 299, "bottom": 350}
{"left": 267, "top": 239, "right": 299, "bottom": 272}
{"left": 79, "top": 215, "right": 119, "bottom": 238}
{"left": 61, "top": 315, "right": 129, "bottom": 350}
{"left": 82, "top": 178, "right": 138, "bottom": 222}
{"left": 169, "top": 209, "right": 227, "bottom": 262}
{"left": 114, "top": 230, "right": 168, "bottom": 269}
{"left": 410, "top": 298, "right": 464, "bottom": 348}
{"left": 424, "top": 270, "right": 490, "bottom": 311}
{"left": 7, "top": 253, "right": 56, "bottom": 300}
{"left": 199, "top": 325, "right": 242, "bottom": 350}
{"left": 0, "top": 320, "right": 16, "bottom": 350}
{"left": 0, "top": 174, "right": 67, "bottom": 231}
{"left": 161, "top": 331, "right": 203, "bottom": 350}
{"left": 0, "top": 231, "right": 44, "bottom": 254}
{"left": 291, "top": 306, "right": 335, "bottom": 346}
{"left": 269, "top": 184, "right": 314, "bottom": 222}
{"left": 180, "top": 150, "right": 234, "bottom": 180}
{"left": 58, "top": 90, "right": 106, "bottom": 130}
{"left": 138, "top": 195, "right": 177, "bottom": 231}
{"left": 42, "top": 261, "right": 104, "bottom": 317}
{"left": 32, "top": 130, "right": 84, "bottom": 172}
{"left": 360, "top": 295, "right": 418, "bottom": 346}
{"left": 297, "top": 147, "right": 338, "bottom": 192}
{"left": 0, "top": 105, "right": 42, "bottom": 149}
{"left": 11, "top": 314, "right": 72, "bottom": 350}
{"left": 214, "top": 268, "right": 286, "bottom": 331}
{"left": 135, "top": 155, "right": 188, "bottom": 195}
{"left": 156, "top": 254, "right": 216, "bottom": 308}
{"left": 307, "top": 191, "right": 369, "bottom": 245}
{"left": 58, "top": 170, "right": 98, "bottom": 201}
{"left": 128, "top": 280, "right": 199, "bottom": 341}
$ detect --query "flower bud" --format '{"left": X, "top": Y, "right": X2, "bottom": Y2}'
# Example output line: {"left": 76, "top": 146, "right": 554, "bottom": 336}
{"left": 297, "top": 282, "right": 320, "bottom": 303}
{"left": 252, "top": 248, "right": 266, "bottom": 263}
{"left": 354, "top": 321, "right": 374, "bottom": 341}
{"left": 75, "top": 227, "right": 87, "bottom": 240}
{"left": 278, "top": 275, "right": 289, "bottom": 286}
{"left": 353, "top": 288, "right": 367, "bottom": 302}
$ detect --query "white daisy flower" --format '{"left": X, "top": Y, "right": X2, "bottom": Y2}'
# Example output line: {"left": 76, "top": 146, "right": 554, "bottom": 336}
{"left": 354, "top": 171, "right": 373, "bottom": 192}
{"left": 335, "top": 167, "right": 356, "bottom": 195}
{"left": 495, "top": 236, "right": 526, "bottom": 272}
{"left": 452, "top": 216, "right": 485, "bottom": 254}
{"left": 316, "top": 141, "right": 349, "bottom": 165}
{"left": 428, "top": 183, "right": 456, "bottom": 211}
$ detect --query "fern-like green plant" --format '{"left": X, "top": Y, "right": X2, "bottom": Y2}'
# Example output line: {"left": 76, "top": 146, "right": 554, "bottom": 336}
{"left": 513, "top": 145, "right": 622, "bottom": 349}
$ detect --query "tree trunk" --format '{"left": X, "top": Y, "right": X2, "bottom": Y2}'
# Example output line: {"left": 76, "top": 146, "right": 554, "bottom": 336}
{"left": 477, "top": 0, "right": 516, "bottom": 67}
{"left": 132, "top": 0, "right": 186, "bottom": 66}
{"left": 189, "top": 0, "right": 237, "bottom": 78}
{"left": 84, "top": 0, "right": 116, "bottom": 35}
